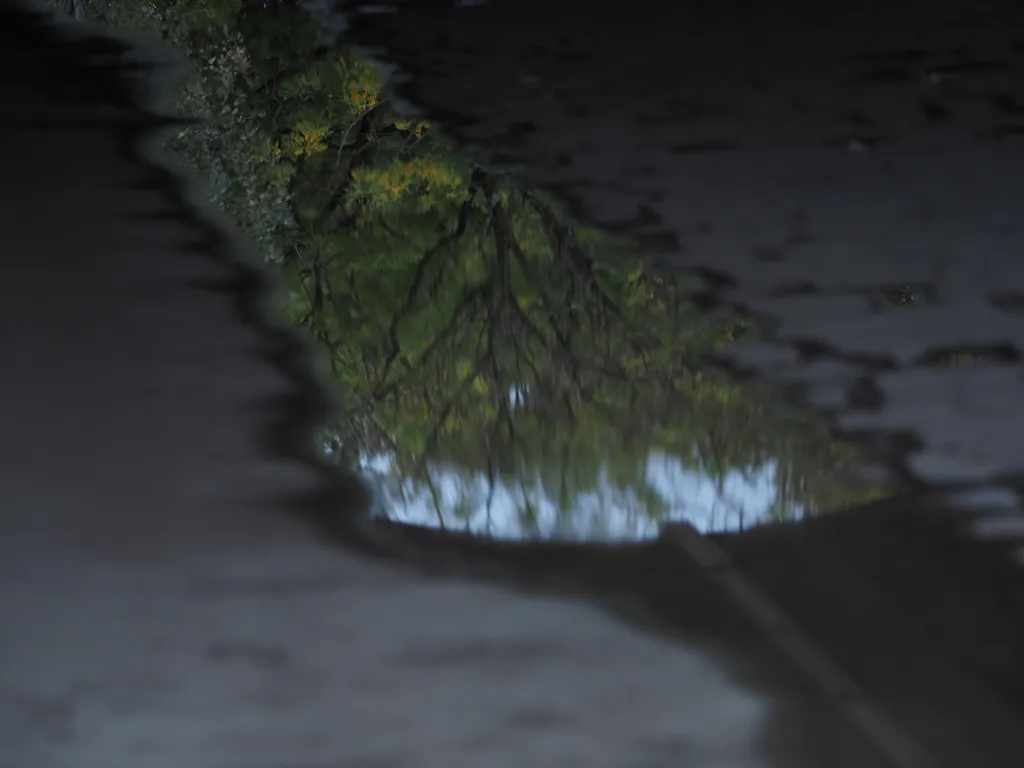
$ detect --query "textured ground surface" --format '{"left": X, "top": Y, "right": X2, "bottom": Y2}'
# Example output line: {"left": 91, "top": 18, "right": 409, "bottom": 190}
{"left": 2, "top": 2, "right": 1024, "bottom": 767}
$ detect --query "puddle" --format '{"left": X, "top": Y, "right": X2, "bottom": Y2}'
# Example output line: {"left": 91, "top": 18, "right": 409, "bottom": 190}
{"left": 53, "top": 0, "right": 901, "bottom": 541}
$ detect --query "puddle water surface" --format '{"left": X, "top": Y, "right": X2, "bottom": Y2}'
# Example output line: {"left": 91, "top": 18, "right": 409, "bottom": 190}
{"left": 49, "top": 0, "right": 913, "bottom": 541}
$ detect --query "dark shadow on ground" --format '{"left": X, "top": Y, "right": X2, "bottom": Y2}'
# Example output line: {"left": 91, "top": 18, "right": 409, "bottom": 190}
{"left": 348, "top": 492, "right": 1024, "bottom": 765}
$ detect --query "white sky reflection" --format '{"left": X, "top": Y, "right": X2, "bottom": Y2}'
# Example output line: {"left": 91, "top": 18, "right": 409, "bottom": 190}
{"left": 358, "top": 449, "right": 801, "bottom": 541}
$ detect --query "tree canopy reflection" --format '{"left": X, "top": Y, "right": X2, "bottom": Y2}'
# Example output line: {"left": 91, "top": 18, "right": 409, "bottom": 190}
{"left": 59, "top": 0, "right": 895, "bottom": 538}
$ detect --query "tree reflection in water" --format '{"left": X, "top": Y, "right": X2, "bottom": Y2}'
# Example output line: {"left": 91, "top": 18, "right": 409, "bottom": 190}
{"left": 60, "top": 0, "right": 898, "bottom": 538}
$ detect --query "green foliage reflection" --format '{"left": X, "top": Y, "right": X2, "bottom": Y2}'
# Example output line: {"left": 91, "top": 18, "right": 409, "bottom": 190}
{"left": 60, "top": 0, "right": 896, "bottom": 537}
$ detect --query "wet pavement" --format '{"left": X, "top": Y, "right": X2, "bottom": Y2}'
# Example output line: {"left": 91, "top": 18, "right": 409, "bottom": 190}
{"left": 2, "top": 0, "right": 1024, "bottom": 766}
